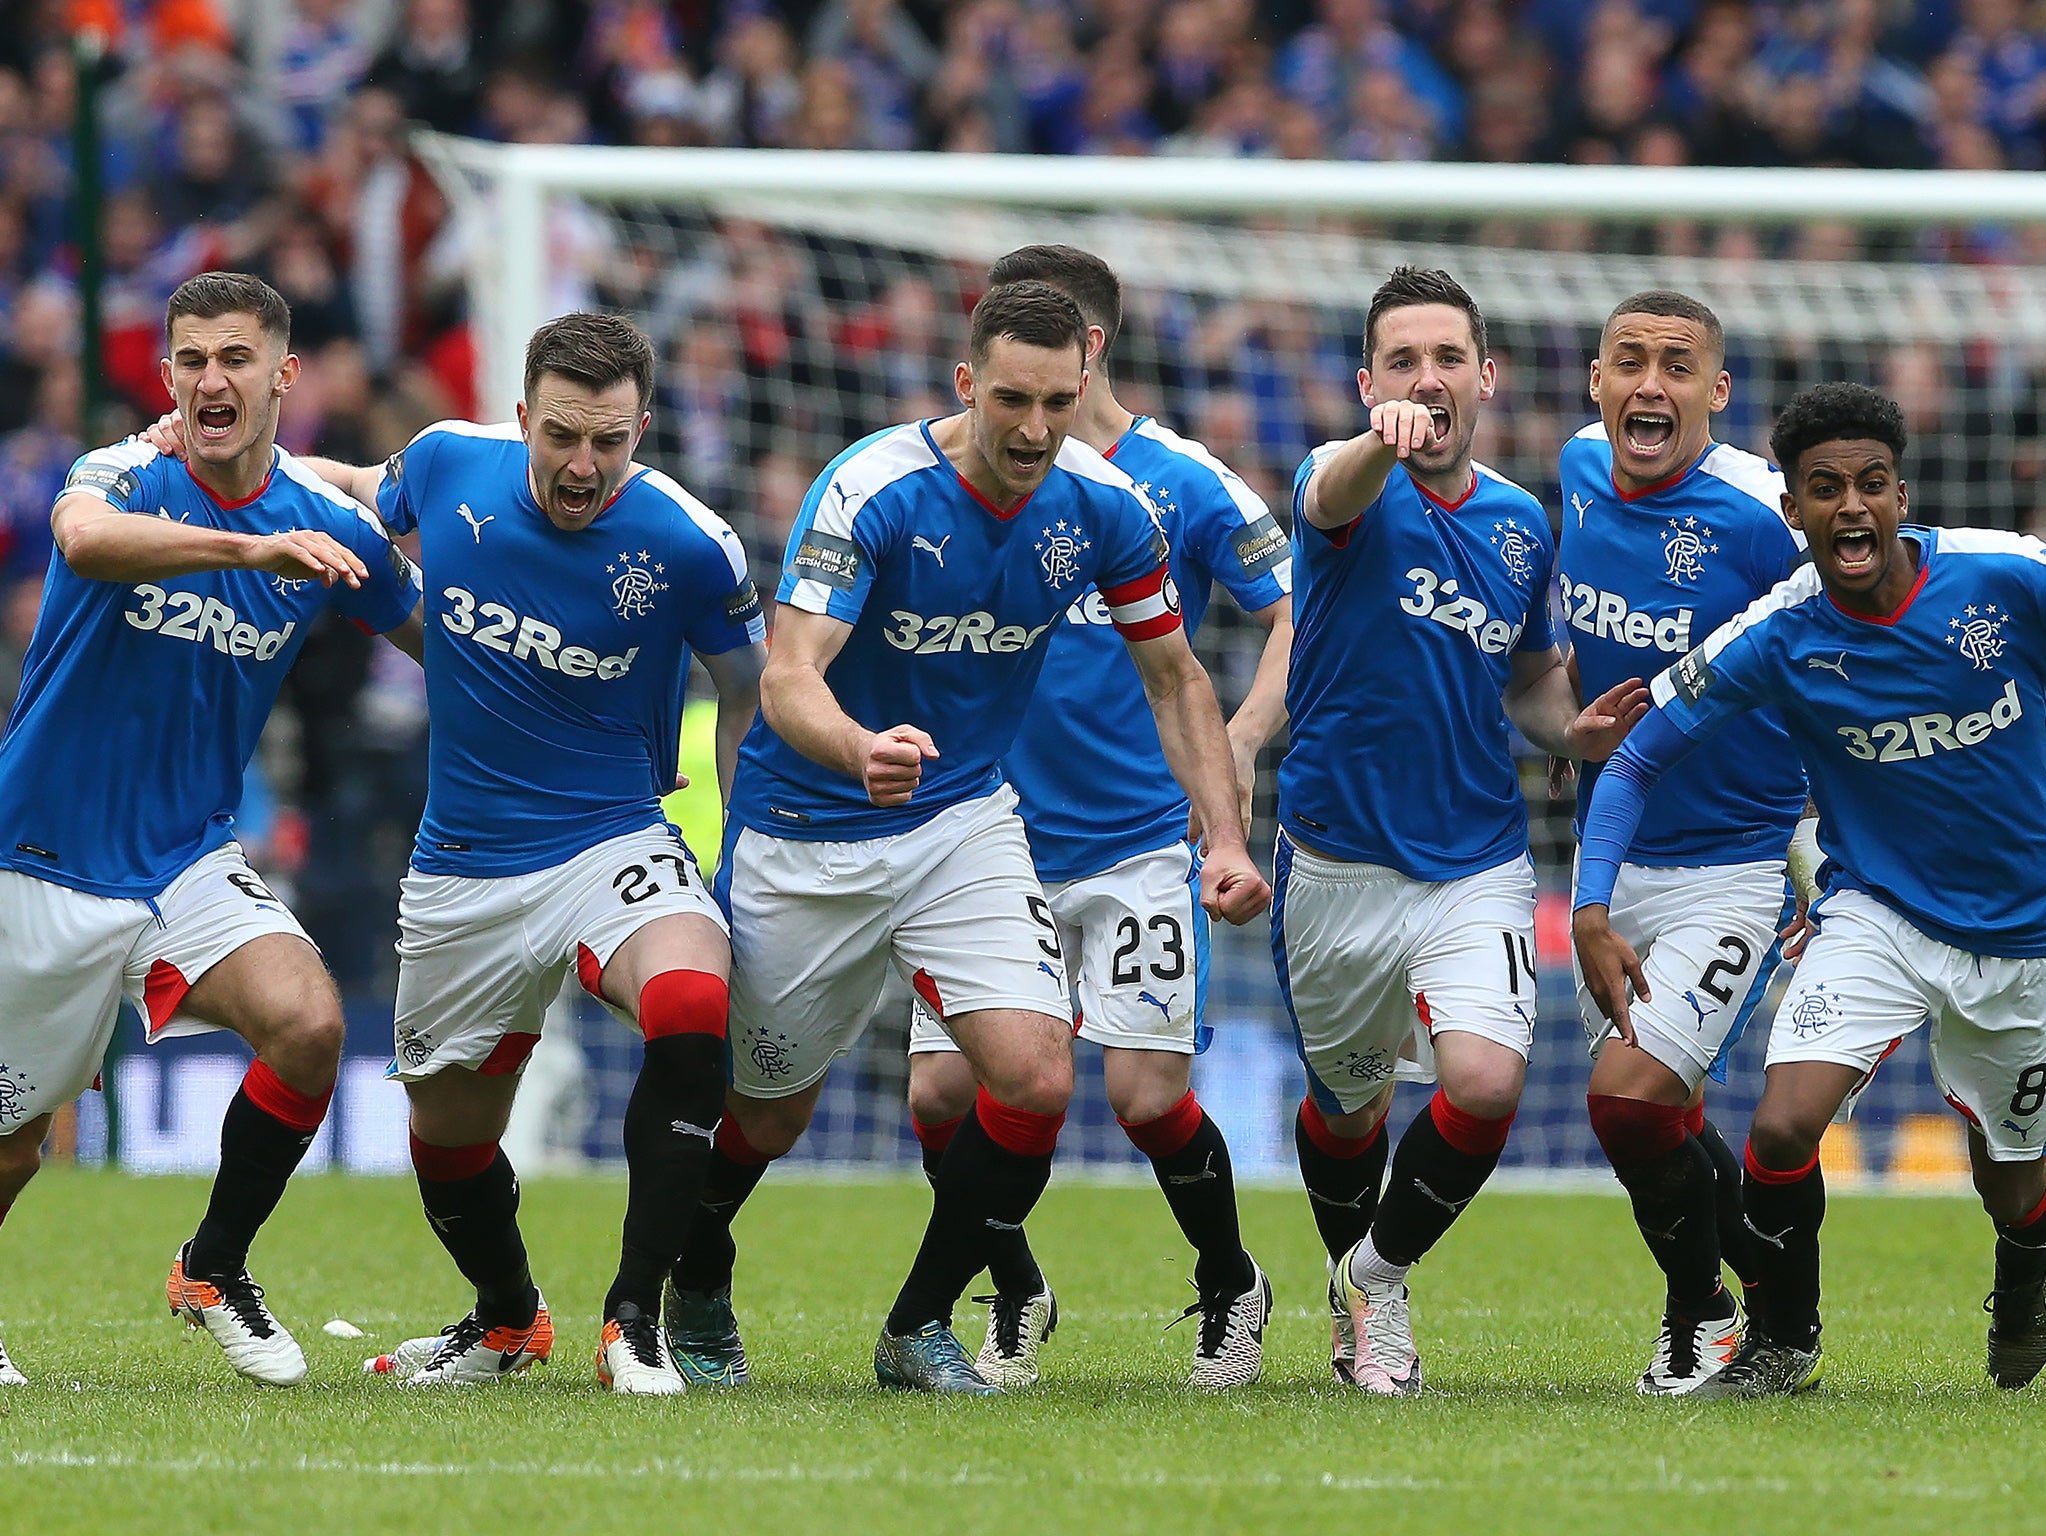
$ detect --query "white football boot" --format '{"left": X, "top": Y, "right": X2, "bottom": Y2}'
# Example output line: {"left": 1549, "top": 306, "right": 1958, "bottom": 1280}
{"left": 166, "top": 1243, "right": 306, "bottom": 1387}
{"left": 1184, "top": 1258, "right": 1272, "bottom": 1390}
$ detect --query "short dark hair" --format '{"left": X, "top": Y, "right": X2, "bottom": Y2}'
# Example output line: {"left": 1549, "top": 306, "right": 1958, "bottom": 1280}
{"left": 967, "top": 279, "right": 1087, "bottom": 369}
{"left": 524, "top": 311, "right": 656, "bottom": 412}
{"left": 987, "top": 245, "right": 1123, "bottom": 361}
{"left": 1769, "top": 381, "right": 1908, "bottom": 479}
{"left": 1602, "top": 290, "right": 1726, "bottom": 365}
{"left": 165, "top": 271, "right": 291, "bottom": 345}
{"left": 1364, "top": 265, "right": 1486, "bottom": 364}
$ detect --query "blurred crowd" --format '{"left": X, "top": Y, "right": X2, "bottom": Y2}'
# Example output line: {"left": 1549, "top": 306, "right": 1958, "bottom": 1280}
{"left": 0, "top": 0, "right": 2042, "bottom": 996}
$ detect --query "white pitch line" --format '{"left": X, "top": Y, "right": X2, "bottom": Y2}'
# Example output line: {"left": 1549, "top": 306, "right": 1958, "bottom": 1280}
{"left": 3, "top": 1449, "right": 2013, "bottom": 1500}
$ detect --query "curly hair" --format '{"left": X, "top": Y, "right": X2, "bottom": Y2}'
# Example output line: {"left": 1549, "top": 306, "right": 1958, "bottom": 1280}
{"left": 1769, "top": 381, "right": 1907, "bottom": 478}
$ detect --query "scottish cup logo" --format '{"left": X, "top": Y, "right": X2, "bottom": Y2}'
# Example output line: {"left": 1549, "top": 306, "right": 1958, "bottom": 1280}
{"left": 1491, "top": 520, "right": 1535, "bottom": 584}
{"left": 608, "top": 550, "right": 669, "bottom": 619}
{"left": 1661, "top": 517, "right": 1719, "bottom": 583}
{"left": 1035, "top": 519, "right": 1090, "bottom": 589}
{"left": 1946, "top": 603, "right": 2006, "bottom": 671}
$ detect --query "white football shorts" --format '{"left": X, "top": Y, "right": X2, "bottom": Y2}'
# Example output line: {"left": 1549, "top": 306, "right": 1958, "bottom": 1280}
{"left": 719, "top": 785, "right": 1071, "bottom": 1098}
{"left": 0, "top": 842, "right": 313, "bottom": 1128}
{"left": 1574, "top": 856, "right": 1794, "bottom": 1090}
{"left": 1768, "top": 888, "right": 2046, "bottom": 1161}
{"left": 1273, "top": 833, "right": 1538, "bottom": 1115}
{"left": 390, "top": 823, "right": 724, "bottom": 1081}
{"left": 909, "top": 840, "right": 1209, "bottom": 1056}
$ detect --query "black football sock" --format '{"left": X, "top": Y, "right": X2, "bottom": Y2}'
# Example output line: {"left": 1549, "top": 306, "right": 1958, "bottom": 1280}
{"left": 1369, "top": 1092, "right": 1511, "bottom": 1268}
{"left": 1694, "top": 1112, "right": 1759, "bottom": 1288}
{"left": 1741, "top": 1142, "right": 1826, "bottom": 1349}
{"left": 1588, "top": 1095, "right": 1727, "bottom": 1313}
{"left": 1994, "top": 1189, "right": 2046, "bottom": 1293}
{"left": 918, "top": 1110, "right": 1042, "bottom": 1297}
{"left": 669, "top": 1122, "right": 774, "bottom": 1295}
{"left": 187, "top": 1063, "right": 330, "bottom": 1280}
{"left": 1128, "top": 1094, "right": 1253, "bottom": 1297}
{"left": 1293, "top": 1097, "right": 1387, "bottom": 1261}
{"left": 605, "top": 1034, "right": 725, "bottom": 1319}
{"left": 412, "top": 1137, "right": 538, "bottom": 1329}
{"left": 886, "top": 1096, "right": 1059, "bottom": 1336}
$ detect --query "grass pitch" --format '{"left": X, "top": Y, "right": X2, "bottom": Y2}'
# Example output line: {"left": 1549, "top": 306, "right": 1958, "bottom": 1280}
{"left": 0, "top": 1168, "right": 2036, "bottom": 1535}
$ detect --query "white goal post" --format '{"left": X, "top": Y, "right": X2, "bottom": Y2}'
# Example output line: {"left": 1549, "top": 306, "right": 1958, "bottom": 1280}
{"left": 416, "top": 137, "right": 2046, "bottom": 1181}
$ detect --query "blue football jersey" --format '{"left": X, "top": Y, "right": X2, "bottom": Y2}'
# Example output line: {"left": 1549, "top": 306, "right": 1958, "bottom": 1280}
{"left": 729, "top": 421, "right": 1178, "bottom": 842}
{"left": 1278, "top": 448, "right": 1558, "bottom": 880}
{"left": 377, "top": 421, "right": 764, "bottom": 877}
{"left": 1650, "top": 528, "right": 2046, "bottom": 956}
{"left": 1005, "top": 417, "right": 1291, "bottom": 884}
{"left": 1559, "top": 424, "right": 1807, "bottom": 865}
{"left": 0, "top": 440, "right": 420, "bottom": 897}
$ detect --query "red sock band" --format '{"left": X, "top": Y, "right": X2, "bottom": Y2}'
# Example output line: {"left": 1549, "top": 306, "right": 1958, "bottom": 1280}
{"left": 409, "top": 1133, "right": 497, "bottom": 1183}
{"left": 1586, "top": 1093, "right": 1688, "bottom": 1162}
{"left": 1120, "top": 1090, "right": 1204, "bottom": 1159}
{"left": 1684, "top": 1100, "right": 1706, "bottom": 1137}
{"left": 1743, "top": 1140, "right": 1821, "bottom": 1185}
{"left": 714, "top": 1115, "right": 775, "bottom": 1167}
{"left": 1298, "top": 1095, "right": 1382, "bottom": 1158}
{"left": 1429, "top": 1090, "right": 1514, "bottom": 1156}
{"left": 975, "top": 1086, "right": 1064, "bottom": 1157}
{"left": 638, "top": 969, "right": 729, "bottom": 1040}
{"left": 911, "top": 1113, "right": 963, "bottom": 1154}
{"left": 2011, "top": 1187, "right": 2046, "bottom": 1232}
{"left": 243, "top": 1059, "right": 331, "bottom": 1134}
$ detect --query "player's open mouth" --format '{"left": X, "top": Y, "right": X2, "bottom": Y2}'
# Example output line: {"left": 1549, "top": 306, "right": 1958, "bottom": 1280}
{"left": 556, "top": 483, "right": 598, "bottom": 515}
{"left": 1006, "top": 446, "right": 1047, "bottom": 476}
{"left": 1831, "top": 525, "right": 1877, "bottom": 574}
{"left": 195, "top": 403, "right": 237, "bottom": 443}
{"left": 1623, "top": 412, "right": 1675, "bottom": 456}
{"left": 1426, "top": 406, "right": 1451, "bottom": 444}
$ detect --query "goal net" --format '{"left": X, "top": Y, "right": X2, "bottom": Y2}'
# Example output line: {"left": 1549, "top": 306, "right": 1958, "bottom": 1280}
{"left": 419, "top": 140, "right": 2046, "bottom": 1184}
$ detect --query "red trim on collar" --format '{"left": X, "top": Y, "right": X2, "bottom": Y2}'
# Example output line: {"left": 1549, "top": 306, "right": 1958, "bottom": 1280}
{"left": 1610, "top": 448, "right": 1708, "bottom": 503}
{"left": 186, "top": 458, "right": 273, "bottom": 510}
{"left": 1414, "top": 471, "right": 1478, "bottom": 513}
{"left": 954, "top": 470, "right": 1031, "bottom": 522}
{"left": 1826, "top": 551, "right": 1929, "bottom": 627}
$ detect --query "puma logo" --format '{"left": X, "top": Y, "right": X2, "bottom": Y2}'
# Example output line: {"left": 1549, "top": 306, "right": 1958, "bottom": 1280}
{"left": 1742, "top": 1214, "right": 1793, "bottom": 1250}
{"left": 1307, "top": 1189, "right": 1365, "bottom": 1209}
{"left": 1683, "top": 990, "right": 1717, "bottom": 1029}
{"left": 1638, "top": 1216, "right": 1684, "bottom": 1242}
{"left": 1413, "top": 1178, "right": 1472, "bottom": 1216}
{"left": 670, "top": 1119, "right": 716, "bottom": 1140}
{"left": 1806, "top": 652, "right": 1849, "bottom": 682}
{"left": 1569, "top": 491, "right": 1593, "bottom": 526}
{"left": 912, "top": 534, "right": 951, "bottom": 566}
{"left": 1166, "top": 1152, "right": 1218, "bottom": 1185}
{"left": 456, "top": 502, "right": 494, "bottom": 541}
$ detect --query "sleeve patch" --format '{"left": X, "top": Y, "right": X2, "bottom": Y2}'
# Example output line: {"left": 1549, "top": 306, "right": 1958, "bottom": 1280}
{"left": 65, "top": 462, "right": 140, "bottom": 503}
{"left": 387, "top": 542, "right": 418, "bottom": 589}
{"left": 1232, "top": 514, "right": 1288, "bottom": 577}
{"left": 382, "top": 448, "right": 405, "bottom": 489}
{"left": 723, "top": 576, "right": 763, "bottom": 628}
{"left": 790, "top": 529, "right": 862, "bottom": 590}
{"left": 1671, "top": 649, "right": 1714, "bottom": 704}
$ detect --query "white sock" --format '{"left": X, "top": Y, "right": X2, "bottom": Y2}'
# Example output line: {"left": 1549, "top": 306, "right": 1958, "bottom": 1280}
{"left": 1348, "top": 1235, "right": 1409, "bottom": 1289}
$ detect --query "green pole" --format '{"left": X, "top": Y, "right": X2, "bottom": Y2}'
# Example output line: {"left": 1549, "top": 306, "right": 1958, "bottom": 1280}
{"left": 72, "top": 26, "right": 120, "bottom": 1164}
{"left": 72, "top": 27, "right": 106, "bottom": 440}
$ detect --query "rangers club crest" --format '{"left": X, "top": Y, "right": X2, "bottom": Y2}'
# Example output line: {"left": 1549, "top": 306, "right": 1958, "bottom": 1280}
{"left": 1035, "top": 519, "right": 1091, "bottom": 589}
{"left": 608, "top": 550, "right": 669, "bottom": 619}
{"left": 1945, "top": 603, "right": 2006, "bottom": 671}
{"left": 0, "top": 1063, "right": 31, "bottom": 1125}
{"left": 1490, "top": 519, "right": 1536, "bottom": 584}
{"left": 1788, "top": 983, "right": 1835, "bottom": 1038}
{"left": 1660, "top": 516, "right": 1719, "bottom": 584}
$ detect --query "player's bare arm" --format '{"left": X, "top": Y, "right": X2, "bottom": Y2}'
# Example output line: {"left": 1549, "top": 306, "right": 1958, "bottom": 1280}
{"left": 383, "top": 599, "right": 427, "bottom": 664}
{"left": 699, "top": 641, "right": 767, "bottom": 804}
{"left": 51, "top": 491, "right": 368, "bottom": 588}
{"left": 1502, "top": 645, "right": 1648, "bottom": 758}
{"left": 1223, "top": 594, "right": 1292, "bottom": 828}
{"left": 761, "top": 604, "right": 937, "bottom": 808}
{"left": 1125, "top": 624, "right": 1271, "bottom": 924}
{"left": 1300, "top": 399, "right": 1437, "bottom": 530}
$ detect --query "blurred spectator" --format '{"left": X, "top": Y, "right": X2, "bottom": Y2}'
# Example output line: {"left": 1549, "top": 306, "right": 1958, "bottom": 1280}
{"left": 153, "top": 94, "right": 275, "bottom": 229}
{"left": 365, "top": 0, "right": 487, "bottom": 135}
{"left": 273, "top": 0, "right": 373, "bottom": 155}
{"left": 809, "top": 0, "right": 940, "bottom": 151}
{"left": 696, "top": 15, "right": 803, "bottom": 149}
{"left": 1275, "top": 0, "right": 1463, "bottom": 152}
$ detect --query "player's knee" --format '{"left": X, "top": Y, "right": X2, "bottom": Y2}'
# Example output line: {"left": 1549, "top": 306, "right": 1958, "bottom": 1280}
{"left": 1441, "top": 1069, "right": 1522, "bottom": 1124}
{"left": 1745, "top": 1110, "right": 1821, "bottom": 1174}
{"left": 1107, "top": 1073, "right": 1187, "bottom": 1127}
{"left": 728, "top": 1094, "right": 810, "bottom": 1160}
{"left": 987, "top": 1055, "right": 1072, "bottom": 1118}
{"left": 907, "top": 1071, "right": 972, "bottom": 1131}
